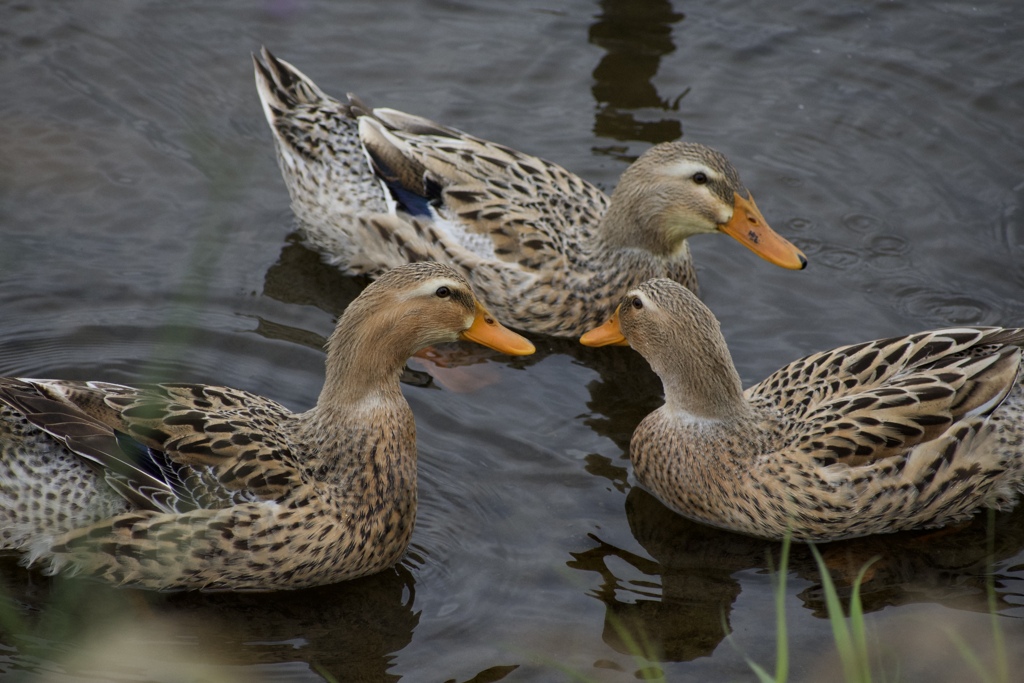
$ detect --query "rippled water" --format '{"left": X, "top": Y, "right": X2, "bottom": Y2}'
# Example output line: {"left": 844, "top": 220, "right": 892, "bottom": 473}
{"left": 2, "top": 0, "right": 1024, "bottom": 681}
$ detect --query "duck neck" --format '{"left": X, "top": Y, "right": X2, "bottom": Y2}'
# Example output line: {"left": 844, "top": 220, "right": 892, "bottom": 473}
{"left": 652, "top": 345, "right": 753, "bottom": 425}
{"left": 296, "top": 317, "right": 412, "bottom": 463}
{"left": 599, "top": 198, "right": 679, "bottom": 258}
{"left": 294, "top": 321, "right": 418, "bottom": 567}
{"left": 598, "top": 166, "right": 695, "bottom": 258}
{"left": 317, "top": 321, "right": 408, "bottom": 410}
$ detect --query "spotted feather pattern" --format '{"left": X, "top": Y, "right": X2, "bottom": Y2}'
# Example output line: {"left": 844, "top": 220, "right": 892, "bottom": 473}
{"left": 253, "top": 48, "right": 801, "bottom": 337}
{"left": 0, "top": 263, "right": 517, "bottom": 590}
{"left": 751, "top": 328, "right": 1024, "bottom": 467}
{"left": 0, "top": 375, "right": 413, "bottom": 591}
{"left": 617, "top": 279, "right": 1024, "bottom": 541}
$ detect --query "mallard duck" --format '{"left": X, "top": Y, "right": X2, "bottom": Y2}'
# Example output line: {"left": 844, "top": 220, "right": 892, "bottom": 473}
{"left": 253, "top": 48, "right": 807, "bottom": 338}
{"left": 581, "top": 278, "right": 1024, "bottom": 541}
{"left": 0, "top": 263, "right": 534, "bottom": 591}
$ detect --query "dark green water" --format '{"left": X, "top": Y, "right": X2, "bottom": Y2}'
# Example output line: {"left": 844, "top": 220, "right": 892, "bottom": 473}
{"left": 2, "top": 0, "right": 1024, "bottom": 681}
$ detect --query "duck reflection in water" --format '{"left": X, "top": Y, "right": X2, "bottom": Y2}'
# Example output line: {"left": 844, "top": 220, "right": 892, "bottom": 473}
{"left": 589, "top": 0, "right": 686, "bottom": 148}
{"left": 568, "top": 485, "right": 1024, "bottom": 662}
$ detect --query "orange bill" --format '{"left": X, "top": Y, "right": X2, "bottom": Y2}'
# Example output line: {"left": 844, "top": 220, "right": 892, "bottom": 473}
{"left": 460, "top": 303, "right": 535, "bottom": 355}
{"left": 719, "top": 192, "right": 807, "bottom": 270}
{"left": 579, "top": 307, "right": 630, "bottom": 347}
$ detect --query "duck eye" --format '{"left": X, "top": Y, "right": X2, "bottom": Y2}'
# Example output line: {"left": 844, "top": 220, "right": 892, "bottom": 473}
{"left": 435, "top": 286, "right": 451, "bottom": 298}
{"left": 631, "top": 297, "right": 644, "bottom": 310}
{"left": 692, "top": 172, "right": 708, "bottom": 185}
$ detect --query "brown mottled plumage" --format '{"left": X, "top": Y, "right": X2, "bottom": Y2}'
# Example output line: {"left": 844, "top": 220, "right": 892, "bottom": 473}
{"left": 581, "top": 278, "right": 1024, "bottom": 541}
{"left": 0, "top": 263, "right": 534, "bottom": 591}
{"left": 253, "top": 48, "right": 807, "bottom": 338}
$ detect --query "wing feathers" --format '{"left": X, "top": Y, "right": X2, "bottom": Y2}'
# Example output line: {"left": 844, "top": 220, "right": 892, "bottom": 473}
{"left": 1, "top": 379, "right": 296, "bottom": 513}
{"left": 757, "top": 329, "right": 1024, "bottom": 467}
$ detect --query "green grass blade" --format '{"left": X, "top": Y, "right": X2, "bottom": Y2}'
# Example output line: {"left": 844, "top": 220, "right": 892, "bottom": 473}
{"left": 727, "top": 530, "right": 793, "bottom": 683}
{"left": 848, "top": 556, "right": 878, "bottom": 678}
{"left": 0, "top": 577, "right": 27, "bottom": 637}
{"left": 747, "top": 658, "right": 782, "bottom": 683}
{"left": 809, "top": 543, "right": 866, "bottom": 683}
{"left": 604, "top": 612, "right": 665, "bottom": 682}
{"left": 944, "top": 628, "right": 995, "bottom": 683}
{"left": 772, "top": 532, "right": 791, "bottom": 683}
{"left": 984, "top": 510, "right": 1008, "bottom": 683}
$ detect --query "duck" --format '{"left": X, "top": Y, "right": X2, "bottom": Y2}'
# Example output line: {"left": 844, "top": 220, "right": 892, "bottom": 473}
{"left": 580, "top": 277, "right": 1024, "bottom": 542}
{"left": 0, "top": 262, "right": 534, "bottom": 591}
{"left": 252, "top": 47, "right": 807, "bottom": 338}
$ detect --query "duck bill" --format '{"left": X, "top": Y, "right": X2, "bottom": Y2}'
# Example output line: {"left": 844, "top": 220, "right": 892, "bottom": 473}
{"left": 579, "top": 308, "right": 630, "bottom": 347}
{"left": 460, "top": 303, "right": 535, "bottom": 355}
{"left": 719, "top": 192, "right": 807, "bottom": 270}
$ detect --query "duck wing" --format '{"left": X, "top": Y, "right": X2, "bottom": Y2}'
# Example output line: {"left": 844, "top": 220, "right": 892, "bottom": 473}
{"left": 0, "top": 378, "right": 299, "bottom": 513}
{"left": 748, "top": 327, "right": 1024, "bottom": 466}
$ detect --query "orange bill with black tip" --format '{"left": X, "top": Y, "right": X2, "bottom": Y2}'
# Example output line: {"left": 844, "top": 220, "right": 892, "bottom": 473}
{"left": 719, "top": 192, "right": 807, "bottom": 271}
{"left": 579, "top": 307, "right": 630, "bottom": 347}
{"left": 460, "top": 303, "right": 535, "bottom": 355}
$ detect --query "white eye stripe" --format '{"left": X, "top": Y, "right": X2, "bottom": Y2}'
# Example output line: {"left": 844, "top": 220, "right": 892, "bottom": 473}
{"left": 400, "top": 277, "right": 463, "bottom": 301}
{"left": 626, "top": 290, "right": 654, "bottom": 309}
{"left": 662, "top": 160, "right": 720, "bottom": 182}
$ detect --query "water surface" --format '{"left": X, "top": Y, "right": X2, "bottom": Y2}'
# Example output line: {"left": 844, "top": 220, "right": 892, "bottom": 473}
{"left": 2, "top": 1, "right": 1024, "bottom": 681}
